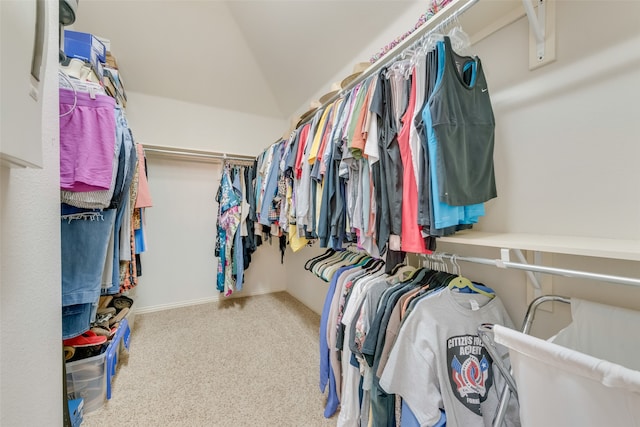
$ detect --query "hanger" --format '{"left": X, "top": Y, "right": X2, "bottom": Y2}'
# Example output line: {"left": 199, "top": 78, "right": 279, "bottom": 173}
{"left": 358, "top": 256, "right": 378, "bottom": 271}
{"left": 437, "top": 255, "right": 444, "bottom": 272}
{"left": 426, "top": 270, "right": 453, "bottom": 289}
{"left": 319, "top": 251, "right": 366, "bottom": 281}
{"left": 404, "top": 260, "right": 428, "bottom": 282}
{"left": 391, "top": 264, "right": 417, "bottom": 280}
{"left": 59, "top": 70, "right": 78, "bottom": 118}
{"left": 447, "top": 13, "right": 471, "bottom": 55}
{"left": 447, "top": 275, "right": 494, "bottom": 299}
{"left": 389, "top": 262, "right": 406, "bottom": 276}
{"left": 313, "top": 249, "right": 347, "bottom": 275}
{"left": 423, "top": 21, "right": 446, "bottom": 55}
{"left": 451, "top": 254, "right": 461, "bottom": 276}
{"left": 367, "top": 258, "right": 385, "bottom": 272}
{"left": 304, "top": 248, "right": 334, "bottom": 271}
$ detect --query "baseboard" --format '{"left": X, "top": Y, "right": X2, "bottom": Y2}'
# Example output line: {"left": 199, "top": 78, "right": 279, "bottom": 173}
{"left": 133, "top": 287, "right": 284, "bottom": 315}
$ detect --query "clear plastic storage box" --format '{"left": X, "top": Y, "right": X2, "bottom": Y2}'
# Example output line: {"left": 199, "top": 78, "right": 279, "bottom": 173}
{"left": 66, "top": 352, "right": 107, "bottom": 413}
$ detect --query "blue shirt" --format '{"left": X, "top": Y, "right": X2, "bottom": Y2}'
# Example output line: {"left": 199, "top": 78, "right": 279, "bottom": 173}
{"left": 319, "top": 264, "right": 360, "bottom": 417}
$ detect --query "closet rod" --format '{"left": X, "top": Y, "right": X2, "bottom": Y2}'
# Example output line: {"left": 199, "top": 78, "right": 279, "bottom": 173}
{"left": 143, "top": 144, "right": 256, "bottom": 163}
{"left": 425, "top": 252, "right": 640, "bottom": 288}
{"left": 297, "top": 0, "right": 479, "bottom": 127}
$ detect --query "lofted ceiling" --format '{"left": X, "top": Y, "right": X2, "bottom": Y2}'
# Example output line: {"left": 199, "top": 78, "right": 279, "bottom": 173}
{"left": 72, "top": 0, "right": 421, "bottom": 119}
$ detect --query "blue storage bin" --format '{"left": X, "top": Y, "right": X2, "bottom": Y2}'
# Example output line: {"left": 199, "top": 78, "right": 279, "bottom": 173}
{"left": 64, "top": 30, "right": 106, "bottom": 62}
{"left": 66, "top": 317, "right": 131, "bottom": 412}
{"left": 106, "top": 318, "right": 130, "bottom": 400}
{"left": 68, "top": 398, "right": 84, "bottom": 427}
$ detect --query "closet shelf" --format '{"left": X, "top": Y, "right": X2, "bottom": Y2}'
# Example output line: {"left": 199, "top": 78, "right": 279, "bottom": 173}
{"left": 438, "top": 231, "right": 640, "bottom": 261}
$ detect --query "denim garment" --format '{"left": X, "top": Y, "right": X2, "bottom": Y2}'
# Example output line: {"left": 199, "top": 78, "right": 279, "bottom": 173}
{"left": 109, "top": 109, "right": 137, "bottom": 210}
{"left": 259, "top": 142, "right": 283, "bottom": 226}
{"left": 61, "top": 206, "right": 116, "bottom": 306}
{"left": 101, "top": 229, "right": 115, "bottom": 290}
{"left": 103, "top": 142, "right": 138, "bottom": 295}
{"left": 101, "top": 201, "right": 126, "bottom": 295}
{"left": 62, "top": 302, "right": 96, "bottom": 339}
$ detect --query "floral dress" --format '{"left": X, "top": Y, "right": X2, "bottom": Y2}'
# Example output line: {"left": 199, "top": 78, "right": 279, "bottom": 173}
{"left": 216, "top": 166, "right": 241, "bottom": 296}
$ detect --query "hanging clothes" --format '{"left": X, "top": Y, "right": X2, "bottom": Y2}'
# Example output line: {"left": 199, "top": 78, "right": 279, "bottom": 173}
{"left": 423, "top": 40, "right": 485, "bottom": 230}
{"left": 430, "top": 36, "right": 496, "bottom": 206}
{"left": 397, "top": 69, "right": 428, "bottom": 254}
{"left": 308, "top": 246, "right": 520, "bottom": 426}
{"left": 213, "top": 161, "right": 260, "bottom": 295}
{"left": 216, "top": 165, "right": 241, "bottom": 296}
{"left": 378, "top": 287, "right": 520, "bottom": 426}
{"left": 59, "top": 69, "right": 151, "bottom": 338}
{"left": 243, "top": 163, "right": 258, "bottom": 266}
{"left": 232, "top": 168, "right": 245, "bottom": 290}
{"left": 248, "top": 35, "right": 497, "bottom": 265}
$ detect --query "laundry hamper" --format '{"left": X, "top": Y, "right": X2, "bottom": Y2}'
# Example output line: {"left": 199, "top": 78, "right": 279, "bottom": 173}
{"left": 483, "top": 297, "right": 640, "bottom": 427}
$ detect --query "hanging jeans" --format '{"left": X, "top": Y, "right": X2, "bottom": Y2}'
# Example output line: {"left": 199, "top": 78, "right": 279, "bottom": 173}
{"left": 61, "top": 207, "right": 116, "bottom": 338}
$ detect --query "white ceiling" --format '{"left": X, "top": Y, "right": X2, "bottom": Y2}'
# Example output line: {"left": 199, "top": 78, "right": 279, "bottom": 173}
{"left": 72, "top": 0, "right": 420, "bottom": 119}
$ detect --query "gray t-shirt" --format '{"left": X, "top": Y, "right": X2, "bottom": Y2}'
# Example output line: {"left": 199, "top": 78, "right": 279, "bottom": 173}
{"left": 379, "top": 288, "right": 520, "bottom": 427}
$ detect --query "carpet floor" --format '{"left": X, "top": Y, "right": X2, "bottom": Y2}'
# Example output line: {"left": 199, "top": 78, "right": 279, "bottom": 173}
{"left": 81, "top": 292, "right": 337, "bottom": 426}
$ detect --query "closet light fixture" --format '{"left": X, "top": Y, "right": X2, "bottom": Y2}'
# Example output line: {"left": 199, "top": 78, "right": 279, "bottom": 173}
{"left": 59, "top": 0, "right": 78, "bottom": 26}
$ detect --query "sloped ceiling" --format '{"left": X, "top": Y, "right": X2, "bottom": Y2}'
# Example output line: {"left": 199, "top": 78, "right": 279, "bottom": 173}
{"left": 72, "top": 0, "right": 420, "bottom": 119}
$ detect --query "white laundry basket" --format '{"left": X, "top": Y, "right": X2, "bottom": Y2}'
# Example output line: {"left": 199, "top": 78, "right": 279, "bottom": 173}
{"left": 492, "top": 299, "right": 640, "bottom": 427}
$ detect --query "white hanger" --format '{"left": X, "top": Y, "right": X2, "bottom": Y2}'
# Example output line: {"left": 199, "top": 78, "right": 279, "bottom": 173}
{"left": 447, "top": 13, "right": 471, "bottom": 55}
{"left": 58, "top": 69, "right": 78, "bottom": 118}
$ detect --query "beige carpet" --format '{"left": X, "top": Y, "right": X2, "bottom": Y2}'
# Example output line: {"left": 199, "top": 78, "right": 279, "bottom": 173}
{"left": 82, "top": 292, "right": 337, "bottom": 426}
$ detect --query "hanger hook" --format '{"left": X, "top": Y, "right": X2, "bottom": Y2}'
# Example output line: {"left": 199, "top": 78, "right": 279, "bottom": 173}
{"left": 454, "top": 254, "right": 462, "bottom": 277}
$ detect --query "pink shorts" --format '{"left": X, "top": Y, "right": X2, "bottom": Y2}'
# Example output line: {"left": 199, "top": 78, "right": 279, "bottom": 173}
{"left": 60, "top": 88, "right": 116, "bottom": 192}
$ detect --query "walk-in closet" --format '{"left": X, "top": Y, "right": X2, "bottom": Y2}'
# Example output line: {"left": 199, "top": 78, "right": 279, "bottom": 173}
{"left": 1, "top": 0, "right": 639, "bottom": 426}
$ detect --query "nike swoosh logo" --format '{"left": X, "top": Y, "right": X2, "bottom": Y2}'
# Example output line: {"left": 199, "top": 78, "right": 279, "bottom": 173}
{"left": 482, "top": 88, "right": 488, "bottom": 92}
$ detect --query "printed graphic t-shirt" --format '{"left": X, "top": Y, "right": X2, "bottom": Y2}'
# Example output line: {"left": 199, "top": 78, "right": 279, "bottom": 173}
{"left": 379, "top": 288, "right": 521, "bottom": 427}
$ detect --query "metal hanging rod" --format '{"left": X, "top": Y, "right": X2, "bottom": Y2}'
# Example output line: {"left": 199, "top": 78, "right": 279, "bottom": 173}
{"left": 422, "top": 251, "right": 640, "bottom": 288}
{"left": 142, "top": 144, "right": 255, "bottom": 163}
{"left": 296, "top": 0, "right": 479, "bottom": 128}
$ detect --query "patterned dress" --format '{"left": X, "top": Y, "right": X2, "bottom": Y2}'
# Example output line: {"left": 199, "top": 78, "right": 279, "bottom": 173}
{"left": 216, "top": 166, "right": 241, "bottom": 296}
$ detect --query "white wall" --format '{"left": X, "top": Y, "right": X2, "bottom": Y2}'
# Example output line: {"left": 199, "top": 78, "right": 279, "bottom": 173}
{"left": 121, "top": 92, "right": 288, "bottom": 312}
{"left": 475, "top": 0, "right": 640, "bottom": 239}
{"left": 285, "top": 245, "right": 329, "bottom": 315}
{"left": 0, "top": 1, "right": 62, "bottom": 425}
{"left": 293, "top": 1, "right": 427, "bottom": 120}
{"left": 125, "top": 91, "right": 288, "bottom": 155}
{"left": 440, "top": 0, "right": 640, "bottom": 337}
{"left": 286, "top": 1, "right": 640, "bottom": 337}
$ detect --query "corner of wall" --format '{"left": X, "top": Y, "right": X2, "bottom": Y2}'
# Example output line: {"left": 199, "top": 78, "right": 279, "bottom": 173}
{"left": 1, "top": 1, "right": 63, "bottom": 425}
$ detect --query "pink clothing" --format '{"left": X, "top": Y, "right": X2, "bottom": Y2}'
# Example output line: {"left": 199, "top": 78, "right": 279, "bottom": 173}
{"left": 294, "top": 124, "right": 311, "bottom": 180}
{"left": 398, "top": 70, "right": 429, "bottom": 254}
{"left": 59, "top": 88, "right": 116, "bottom": 192}
{"left": 135, "top": 144, "right": 153, "bottom": 208}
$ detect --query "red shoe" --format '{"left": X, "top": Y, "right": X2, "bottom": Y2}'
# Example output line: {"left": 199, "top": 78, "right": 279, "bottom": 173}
{"left": 63, "top": 330, "right": 107, "bottom": 347}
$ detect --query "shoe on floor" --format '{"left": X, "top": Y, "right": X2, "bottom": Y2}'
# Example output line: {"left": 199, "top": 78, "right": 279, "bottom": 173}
{"left": 97, "top": 306, "right": 116, "bottom": 316}
{"left": 112, "top": 295, "right": 133, "bottom": 310}
{"left": 98, "top": 295, "right": 113, "bottom": 309}
{"left": 109, "top": 307, "right": 129, "bottom": 326}
{"left": 91, "top": 325, "right": 112, "bottom": 338}
{"left": 64, "top": 346, "right": 76, "bottom": 361}
{"left": 63, "top": 330, "right": 107, "bottom": 348}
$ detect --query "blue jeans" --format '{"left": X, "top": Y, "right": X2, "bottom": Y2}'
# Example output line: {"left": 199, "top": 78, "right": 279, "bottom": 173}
{"left": 103, "top": 200, "right": 127, "bottom": 295}
{"left": 61, "top": 207, "right": 116, "bottom": 306}
{"left": 62, "top": 302, "right": 96, "bottom": 339}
